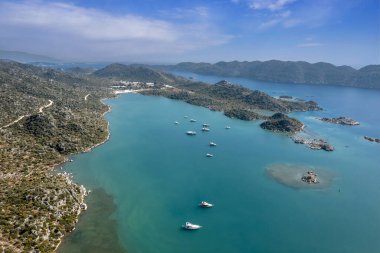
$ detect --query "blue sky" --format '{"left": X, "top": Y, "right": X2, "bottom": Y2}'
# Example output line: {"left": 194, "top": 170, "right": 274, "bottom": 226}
{"left": 0, "top": 0, "right": 378, "bottom": 67}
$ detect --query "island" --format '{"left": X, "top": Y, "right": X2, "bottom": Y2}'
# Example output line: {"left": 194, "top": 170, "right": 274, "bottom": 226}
{"left": 364, "top": 136, "right": 380, "bottom": 143}
{"left": 319, "top": 117, "right": 360, "bottom": 126}
{"left": 291, "top": 136, "right": 334, "bottom": 151}
{"left": 301, "top": 171, "right": 319, "bottom": 184}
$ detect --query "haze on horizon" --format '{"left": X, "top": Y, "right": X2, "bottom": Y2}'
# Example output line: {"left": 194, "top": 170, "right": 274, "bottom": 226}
{"left": 0, "top": 0, "right": 379, "bottom": 67}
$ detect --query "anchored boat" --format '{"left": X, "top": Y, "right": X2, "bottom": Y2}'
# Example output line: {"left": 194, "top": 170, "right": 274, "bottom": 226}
{"left": 199, "top": 201, "right": 213, "bottom": 208}
{"left": 182, "top": 222, "right": 202, "bottom": 230}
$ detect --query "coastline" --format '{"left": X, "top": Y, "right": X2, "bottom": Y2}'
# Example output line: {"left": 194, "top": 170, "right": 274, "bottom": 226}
{"left": 53, "top": 97, "right": 113, "bottom": 252}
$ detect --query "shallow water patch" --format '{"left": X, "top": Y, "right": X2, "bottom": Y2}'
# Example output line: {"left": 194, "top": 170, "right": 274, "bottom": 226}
{"left": 58, "top": 188, "right": 126, "bottom": 253}
{"left": 266, "top": 163, "right": 334, "bottom": 189}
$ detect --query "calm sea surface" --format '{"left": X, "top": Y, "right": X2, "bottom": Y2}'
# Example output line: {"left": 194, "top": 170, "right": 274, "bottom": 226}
{"left": 59, "top": 72, "right": 380, "bottom": 253}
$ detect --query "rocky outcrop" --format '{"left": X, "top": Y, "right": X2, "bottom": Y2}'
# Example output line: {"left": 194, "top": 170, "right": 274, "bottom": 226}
{"left": 364, "top": 136, "right": 380, "bottom": 143}
{"left": 292, "top": 136, "right": 334, "bottom": 151}
{"left": 301, "top": 171, "right": 319, "bottom": 184}
{"left": 319, "top": 117, "right": 359, "bottom": 126}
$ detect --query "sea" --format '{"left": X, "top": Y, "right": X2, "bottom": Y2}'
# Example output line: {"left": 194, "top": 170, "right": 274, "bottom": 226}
{"left": 58, "top": 71, "right": 380, "bottom": 253}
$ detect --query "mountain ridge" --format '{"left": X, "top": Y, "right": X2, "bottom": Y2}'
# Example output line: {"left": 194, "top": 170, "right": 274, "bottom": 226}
{"left": 158, "top": 60, "right": 380, "bottom": 88}
{"left": 0, "top": 50, "right": 61, "bottom": 63}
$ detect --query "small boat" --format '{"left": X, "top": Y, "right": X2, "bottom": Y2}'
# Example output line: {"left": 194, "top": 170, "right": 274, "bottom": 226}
{"left": 184, "top": 116, "right": 188, "bottom": 118}
{"left": 69, "top": 159, "right": 74, "bottom": 162}
{"left": 201, "top": 127, "right": 210, "bottom": 132}
{"left": 202, "top": 123, "right": 210, "bottom": 127}
{"left": 182, "top": 222, "right": 202, "bottom": 230}
{"left": 190, "top": 119, "right": 197, "bottom": 122}
{"left": 186, "top": 131, "right": 197, "bottom": 136}
{"left": 174, "top": 121, "right": 179, "bottom": 124}
{"left": 209, "top": 142, "right": 217, "bottom": 147}
{"left": 225, "top": 126, "right": 231, "bottom": 129}
{"left": 199, "top": 201, "right": 213, "bottom": 208}
{"left": 206, "top": 153, "right": 213, "bottom": 157}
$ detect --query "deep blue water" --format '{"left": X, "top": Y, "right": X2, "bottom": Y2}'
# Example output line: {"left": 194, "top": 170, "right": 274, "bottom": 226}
{"left": 59, "top": 72, "right": 380, "bottom": 253}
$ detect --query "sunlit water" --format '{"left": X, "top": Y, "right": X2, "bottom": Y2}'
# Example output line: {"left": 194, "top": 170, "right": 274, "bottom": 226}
{"left": 59, "top": 72, "right": 380, "bottom": 253}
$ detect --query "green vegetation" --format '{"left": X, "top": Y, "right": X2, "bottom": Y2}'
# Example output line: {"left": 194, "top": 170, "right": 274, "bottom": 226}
{"left": 260, "top": 113, "right": 304, "bottom": 133}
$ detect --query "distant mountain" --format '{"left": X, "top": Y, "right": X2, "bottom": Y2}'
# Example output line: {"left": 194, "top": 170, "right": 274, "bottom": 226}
{"left": 0, "top": 50, "right": 60, "bottom": 63}
{"left": 160, "top": 60, "right": 380, "bottom": 89}
{"left": 92, "top": 63, "right": 187, "bottom": 84}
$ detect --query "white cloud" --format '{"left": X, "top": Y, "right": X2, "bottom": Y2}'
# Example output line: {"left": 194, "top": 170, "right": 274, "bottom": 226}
{"left": 248, "top": 0, "right": 296, "bottom": 11}
{"left": 244, "top": 0, "right": 342, "bottom": 30}
{"left": 0, "top": 1, "right": 232, "bottom": 61}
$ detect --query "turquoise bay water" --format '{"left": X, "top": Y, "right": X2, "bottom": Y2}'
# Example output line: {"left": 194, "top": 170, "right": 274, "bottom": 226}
{"left": 60, "top": 74, "right": 380, "bottom": 253}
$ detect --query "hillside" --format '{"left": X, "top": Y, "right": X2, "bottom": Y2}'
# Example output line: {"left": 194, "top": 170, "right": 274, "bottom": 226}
{"left": 0, "top": 60, "right": 113, "bottom": 252}
{"left": 92, "top": 63, "right": 187, "bottom": 84}
{"left": 160, "top": 60, "right": 380, "bottom": 88}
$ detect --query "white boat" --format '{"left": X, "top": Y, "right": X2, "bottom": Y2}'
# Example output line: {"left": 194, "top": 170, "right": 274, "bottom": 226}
{"left": 186, "top": 131, "right": 197, "bottom": 136}
{"left": 182, "top": 222, "right": 202, "bottom": 230}
{"left": 190, "top": 119, "right": 197, "bottom": 122}
{"left": 225, "top": 126, "right": 231, "bottom": 129}
{"left": 209, "top": 142, "right": 217, "bottom": 146}
{"left": 174, "top": 121, "right": 179, "bottom": 124}
{"left": 69, "top": 159, "right": 74, "bottom": 162}
{"left": 206, "top": 153, "right": 213, "bottom": 157}
{"left": 203, "top": 123, "right": 210, "bottom": 127}
{"left": 199, "top": 201, "right": 213, "bottom": 208}
{"left": 201, "top": 127, "right": 210, "bottom": 132}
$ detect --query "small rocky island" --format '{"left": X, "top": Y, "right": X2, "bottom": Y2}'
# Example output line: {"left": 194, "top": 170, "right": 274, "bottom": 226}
{"left": 266, "top": 164, "right": 333, "bottom": 189}
{"left": 319, "top": 117, "right": 359, "bottom": 126}
{"left": 301, "top": 171, "right": 319, "bottom": 184}
{"left": 364, "top": 136, "right": 380, "bottom": 143}
{"left": 292, "top": 136, "right": 334, "bottom": 151}
{"left": 260, "top": 113, "right": 304, "bottom": 133}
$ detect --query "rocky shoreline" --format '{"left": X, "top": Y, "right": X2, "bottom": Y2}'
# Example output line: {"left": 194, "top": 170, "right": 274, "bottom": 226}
{"left": 55, "top": 100, "right": 113, "bottom": 251}
{"left": 319, "top": 117, "right": 359, "bottom": 126}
